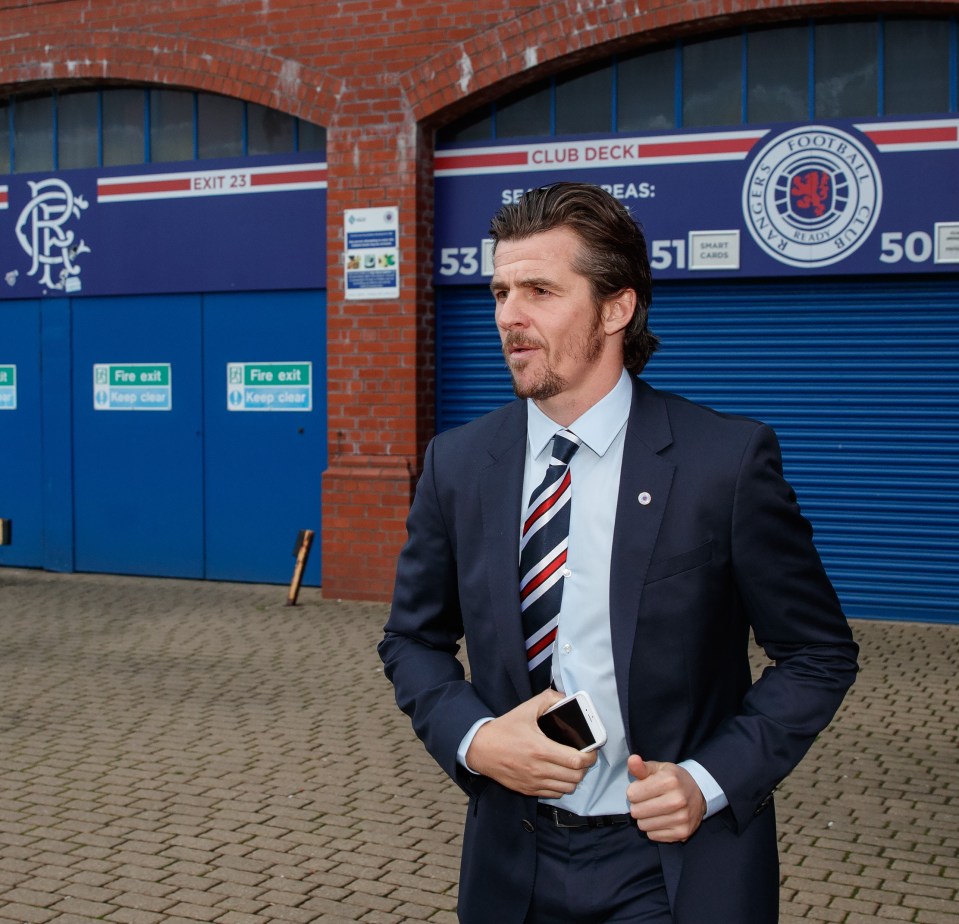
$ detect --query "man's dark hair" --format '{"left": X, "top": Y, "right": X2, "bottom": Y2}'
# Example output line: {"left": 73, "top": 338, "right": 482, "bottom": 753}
{"left": 488, "top": 182, "right": 659, "bottom": 374}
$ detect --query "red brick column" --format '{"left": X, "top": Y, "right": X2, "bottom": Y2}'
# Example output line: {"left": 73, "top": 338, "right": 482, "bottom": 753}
{"left": 320, "top": 457, "right": 415, "bottom": 601}
{"left": 320, "top": 118, "right": 435, "bottom": 602}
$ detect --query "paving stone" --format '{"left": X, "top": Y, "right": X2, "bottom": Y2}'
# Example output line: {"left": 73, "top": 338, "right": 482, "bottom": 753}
{"left": 50, "top": 895, "right": 117, "bottom": 917}
{"left": 1, "top": 886, "right": 59, "bottom": 908}
{"left": 215, "top": 913, "right": 272, "bottom": 924}
{"left": 0, "top": 903, "right": 59, "bottom": 923}
{"left": 341, "top": 889, "right": 402, "bottom": 914}
{"left": 103, "top": 908, "right": 168, "bottom": 924}
{"left": 356, "top": 912, "right": 406, "bottom": 924}
{"left": 212, "top": 893, "right": 270, "bottom": 915}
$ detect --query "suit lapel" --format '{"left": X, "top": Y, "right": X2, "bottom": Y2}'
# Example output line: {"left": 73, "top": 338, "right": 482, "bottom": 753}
{"left": 609, "top": 378, "right": 675, "bottom": 745}
{"left": 479, "top": 401, "right": 532, "bottom": 702}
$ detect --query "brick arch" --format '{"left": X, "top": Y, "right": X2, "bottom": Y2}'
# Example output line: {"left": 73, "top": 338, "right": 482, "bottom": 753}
{"left": 401, "top": 0, "right": 959, "bottom": 125}
{"left": 0, "top": 28, "right": 342, "bottom": 126}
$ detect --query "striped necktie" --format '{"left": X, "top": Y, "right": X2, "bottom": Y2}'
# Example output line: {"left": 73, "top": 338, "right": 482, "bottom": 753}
{"left": 519, "top": 429, "right": 581, "bottom": 692}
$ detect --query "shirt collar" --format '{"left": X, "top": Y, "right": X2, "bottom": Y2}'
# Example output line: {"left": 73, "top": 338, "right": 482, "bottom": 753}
{"left": 527, "top": 369, "right": 632, "bottom": 459}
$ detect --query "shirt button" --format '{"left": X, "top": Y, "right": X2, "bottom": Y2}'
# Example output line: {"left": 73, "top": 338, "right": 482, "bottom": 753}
{"left": 561, "top": 643, "right": 572, "bottom": 655}
{"left": 563, "top": 568, "right": 572, "bottom": 577}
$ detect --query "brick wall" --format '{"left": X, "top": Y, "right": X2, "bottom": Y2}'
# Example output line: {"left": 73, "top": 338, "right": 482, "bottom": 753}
{"left": 1, "top": 0, "right": 952, "bottom": 599}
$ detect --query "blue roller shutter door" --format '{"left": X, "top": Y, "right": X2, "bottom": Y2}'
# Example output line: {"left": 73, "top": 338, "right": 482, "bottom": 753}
{"left": 435, "top": 278, "right": 959, "bottom": 623}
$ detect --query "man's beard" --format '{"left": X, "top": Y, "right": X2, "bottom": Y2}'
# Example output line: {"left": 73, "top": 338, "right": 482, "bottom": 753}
{"left": 503, "top": 319, "right": 604, "bottom": 401}
{"left": 511, "top": 362, "right": 566, "bottom": 402}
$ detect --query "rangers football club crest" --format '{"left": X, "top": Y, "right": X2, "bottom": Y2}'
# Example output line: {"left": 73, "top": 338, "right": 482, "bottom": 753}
{"left": 742, "top": 125, "right": 882, "bottom": 268}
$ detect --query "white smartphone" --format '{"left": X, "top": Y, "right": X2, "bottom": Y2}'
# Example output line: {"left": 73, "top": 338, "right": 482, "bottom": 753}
{"left": 537, "top": 690, "right": 607, "bottom": 752}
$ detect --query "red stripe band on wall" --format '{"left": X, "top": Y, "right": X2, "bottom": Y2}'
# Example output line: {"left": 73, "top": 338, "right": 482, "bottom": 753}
{"left": 863, "top": 126, "right": 958, "bottom": 146}
{"left": 251, "top": 169, "right": 327, "bottom": 186}
{"left": 98, "top": 178, "right": 192, "bottom": 197}
{"left": 435, "top": 151, "right": 529, "bottom": 171}
{"left": 640, "top": 137, "right": 760, "bottom": 158}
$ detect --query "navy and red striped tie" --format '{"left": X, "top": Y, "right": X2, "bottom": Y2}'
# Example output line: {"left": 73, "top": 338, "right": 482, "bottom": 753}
{"left": 520, "top": 429, "right": 581, "bottom": 692}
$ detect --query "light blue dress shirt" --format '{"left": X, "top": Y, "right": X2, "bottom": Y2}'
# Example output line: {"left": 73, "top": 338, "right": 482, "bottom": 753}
{"left": 459, "top": 369, "right": 727, "bottom": 818}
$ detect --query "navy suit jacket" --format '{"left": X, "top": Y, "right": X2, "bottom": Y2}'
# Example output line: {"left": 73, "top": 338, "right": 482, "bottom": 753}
{"left": 380, "top": 376, "right": 858, "bottom": 923}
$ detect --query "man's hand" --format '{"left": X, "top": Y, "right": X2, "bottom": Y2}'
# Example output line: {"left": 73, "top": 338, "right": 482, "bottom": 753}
{"left": 626, "top": 754, "right": 707, "bottom": 842}
{"left": 465, "top": 690, "right": 598, "bottom": 797}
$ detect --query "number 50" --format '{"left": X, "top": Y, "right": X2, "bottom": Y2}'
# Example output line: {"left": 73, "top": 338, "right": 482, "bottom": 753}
{"left": 880, "top": 231, "right": 932, "bottom": 264}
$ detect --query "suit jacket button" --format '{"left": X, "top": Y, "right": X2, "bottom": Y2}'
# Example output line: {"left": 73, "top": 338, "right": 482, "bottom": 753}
{"left": 754, "top": 794, "right": 773, "bottom": 816}
{"left": 522, "top": 819, "right": 535, "bottom": 832}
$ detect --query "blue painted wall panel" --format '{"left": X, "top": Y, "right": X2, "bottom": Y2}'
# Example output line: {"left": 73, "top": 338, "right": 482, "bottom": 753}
{"left": 0, "top": 300, "right": 43, "bottom": 566}
{"left": 40, "top": 299, "right": 76, "bottom": 571}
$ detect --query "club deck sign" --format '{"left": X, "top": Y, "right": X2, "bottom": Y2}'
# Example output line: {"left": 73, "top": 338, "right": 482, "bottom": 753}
{"left": 434, "top": 115, "right": 959, "bottom": 282}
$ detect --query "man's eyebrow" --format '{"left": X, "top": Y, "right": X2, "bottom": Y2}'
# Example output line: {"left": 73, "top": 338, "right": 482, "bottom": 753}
{"left": 521, "top": 276, "right": 557, "bottom": 290}
{"left": 489, "top": 275, "right": 559, "bottom": 294}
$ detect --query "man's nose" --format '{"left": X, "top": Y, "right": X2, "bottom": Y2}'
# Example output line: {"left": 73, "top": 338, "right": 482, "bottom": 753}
{"left": 496, "top": 292, "right": 528, "bottom": 329}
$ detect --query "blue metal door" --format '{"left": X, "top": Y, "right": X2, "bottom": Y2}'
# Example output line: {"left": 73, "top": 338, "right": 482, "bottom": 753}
{"left": 203, "top": 290, "right": 327, "bottom": 585}
{"left": 0, "top": 300, "right": 43, "bottom": 566}
{"left": 72, "top": 295, "right": 204, "bottom": 577}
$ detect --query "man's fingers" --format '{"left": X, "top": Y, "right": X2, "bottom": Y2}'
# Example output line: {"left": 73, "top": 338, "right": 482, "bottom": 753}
{"left": 627, "top": 753, "right": 650, "bottom": 780}
{"left": 629, "top": 789, "right": 690, "bottom": 821}
{"left": 533, "top": 688, "right": 567, "bottom": 715}
{"left": 625, "top": 759, "right": 708, "bottom": 843}
{"left": 531, "top": 778, "right": 581, "bottom": 799}
{"left": 465, "top": 695, "right": 597, "bottom": 796}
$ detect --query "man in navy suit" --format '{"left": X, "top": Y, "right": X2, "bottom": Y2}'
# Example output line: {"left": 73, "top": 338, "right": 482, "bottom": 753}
{"left": 379, "top": 183, "right": 858, "bottom": 923}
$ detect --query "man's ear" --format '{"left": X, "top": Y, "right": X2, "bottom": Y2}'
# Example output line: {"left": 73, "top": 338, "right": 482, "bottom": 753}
{"left": 602, "top": 289, "right": 637, "bottom": 336}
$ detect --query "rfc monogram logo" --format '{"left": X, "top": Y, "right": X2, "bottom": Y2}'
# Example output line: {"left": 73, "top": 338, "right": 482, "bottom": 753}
{"left": 15, "top": 178, "right": 91, "bottom": 291}
{"left": 742, "top": 126, "right": 882, "bottom": 268}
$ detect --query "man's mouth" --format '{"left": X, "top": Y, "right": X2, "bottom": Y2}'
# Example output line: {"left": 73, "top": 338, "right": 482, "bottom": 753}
{"left": 504, "top": 336, "right": 542, "bottom": 361}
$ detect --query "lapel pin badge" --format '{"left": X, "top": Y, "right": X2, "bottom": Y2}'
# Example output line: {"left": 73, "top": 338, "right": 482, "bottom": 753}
{"left": 638, "top": 492, "right": 652, "bottom": 506}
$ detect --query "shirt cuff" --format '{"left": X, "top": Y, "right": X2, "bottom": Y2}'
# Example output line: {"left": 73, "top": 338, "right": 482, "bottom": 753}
{"left": 679, "top": 759, "right": 729, "bottom": 818}
{"left": 457, "top": 717, "right": 494, "bottom": 774}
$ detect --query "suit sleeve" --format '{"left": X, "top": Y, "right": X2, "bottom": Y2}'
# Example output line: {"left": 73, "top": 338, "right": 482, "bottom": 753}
{"left": 378, "top": 437, "right": 495, "bottom": 793}
{"left": 691, "top": 423, "right": 859, "bottom": 831}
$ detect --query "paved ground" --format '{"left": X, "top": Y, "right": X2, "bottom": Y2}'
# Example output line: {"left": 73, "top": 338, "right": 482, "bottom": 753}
{"left": 0, "top": 567, "right": 956, "bottom": 923}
